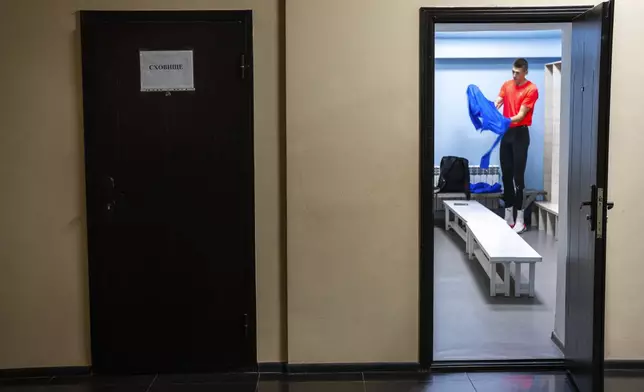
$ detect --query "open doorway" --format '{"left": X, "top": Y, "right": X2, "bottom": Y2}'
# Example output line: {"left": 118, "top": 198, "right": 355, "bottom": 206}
{"left": 419, "top": 4, "right": 614, "bottom": 391}
{"left": 431, "top": 23, "right": 570, "bottom": 361}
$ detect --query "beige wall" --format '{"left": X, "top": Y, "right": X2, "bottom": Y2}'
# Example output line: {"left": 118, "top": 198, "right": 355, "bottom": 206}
{"left": 286, "top": 0, "right": 644, "bottom": 363}
{"left": 603, "top": 0, "right": 644, "bottom": 360}
{"left": 0, "top": 0, "right": 284, "bottom": 368}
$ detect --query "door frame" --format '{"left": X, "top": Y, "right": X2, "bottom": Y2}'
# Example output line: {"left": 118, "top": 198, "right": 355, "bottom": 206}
{"left": 80, "top": 10, "right": 258, "bottom": 371}
{"left": 418, "top": 5, "right": 609, "bottom": 369}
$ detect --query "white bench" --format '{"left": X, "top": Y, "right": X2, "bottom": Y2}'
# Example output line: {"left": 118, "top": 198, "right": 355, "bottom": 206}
{"left": 443, "top": 200, "right": 493, "bottom": 242}
{"left": 532, "top": 201, "right": 559, "bottom": 238}
{"left": 443, "top": 200, "right": 543, "bottom": 297}
{"left": 434, "top": 189, "right": 547, "bottom": 213}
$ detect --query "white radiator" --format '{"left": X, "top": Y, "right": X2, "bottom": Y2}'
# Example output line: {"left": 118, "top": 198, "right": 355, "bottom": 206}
{"left": 434, "top": 165, "right": 501, "bottom": 187}
{"left": 433, "top": 165, "right": 502, "bottom": 214}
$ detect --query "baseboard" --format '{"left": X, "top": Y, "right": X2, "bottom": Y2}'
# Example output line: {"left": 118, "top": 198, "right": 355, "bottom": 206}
{"left": 0, "top": 366, "right": 91, "bottom": 379}
{"left": 431, "top": 359, "right": 566, "bottom": 373}
{"left": 550, "top": 331, "right": 565, "bottom": 353}
{"left": 0, "top": 360, "right": 576, "bottom": 379}
{"left": 258, "top": 362, "right": 287, "bottom": 373}
{"left": 286, "top": 362, "right": 421, "bottom": 374}
{"left": 0, "top": 363, "right": 420, "bottom": 378}
{"left": 605, "top": 360, "right": 644, "bottom": 374}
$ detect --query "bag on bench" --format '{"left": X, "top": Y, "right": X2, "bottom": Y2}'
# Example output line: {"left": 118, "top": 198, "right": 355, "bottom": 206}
{"left": 436, "top": 156, "right": 471, "bottom": 199}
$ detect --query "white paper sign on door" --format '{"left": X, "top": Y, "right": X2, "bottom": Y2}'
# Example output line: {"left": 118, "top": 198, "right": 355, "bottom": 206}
{"left": 140, "top": 50, "right": 195, "bottom": 92}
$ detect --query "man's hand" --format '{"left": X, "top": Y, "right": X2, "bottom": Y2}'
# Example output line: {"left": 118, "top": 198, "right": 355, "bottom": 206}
{"left": 494, "top": 97, "right": 503, "bottom": 109}
{"left": 510, "top": 105, "right": 531, "bottom": 123}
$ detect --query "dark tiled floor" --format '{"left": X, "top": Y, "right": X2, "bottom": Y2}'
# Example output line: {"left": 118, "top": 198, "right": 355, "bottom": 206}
{"left": 434, "top": 226, "right": 563, "bottom": 360}
{"left": 2, "top": 372, "right": 643, "bottom": 392}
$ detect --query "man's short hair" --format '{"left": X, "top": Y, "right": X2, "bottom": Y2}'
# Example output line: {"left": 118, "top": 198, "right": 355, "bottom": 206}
{"left": 513, "top": 58, "right": 529, "bottom": 71}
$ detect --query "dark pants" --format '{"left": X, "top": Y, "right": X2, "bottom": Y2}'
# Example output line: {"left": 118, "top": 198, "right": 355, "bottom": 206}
{"left": 500, "top": 126, "right": 530, "bottom": 210}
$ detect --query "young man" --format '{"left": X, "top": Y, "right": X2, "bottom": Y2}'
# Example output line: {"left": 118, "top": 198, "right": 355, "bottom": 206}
{"left": 494, "top": 58, "right": 539, "bottom": 234}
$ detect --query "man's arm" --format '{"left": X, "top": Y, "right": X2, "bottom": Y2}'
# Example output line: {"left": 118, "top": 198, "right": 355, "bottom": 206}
{"left": 496, "top": 82, "right": 506, "bottom": 109}
{"left": 510, "top": 105, "right": 531, "bottom": 123}
{"left": 510, "top": 87, "right": 538, "bottom": 123}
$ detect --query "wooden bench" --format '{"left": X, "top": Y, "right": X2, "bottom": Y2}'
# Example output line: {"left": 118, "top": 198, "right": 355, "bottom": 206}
{"left": 532, "top": 201, "right": 559, "bottom": 238}
{"left": 443, "top": 200, "right": 543, "bottom": 297}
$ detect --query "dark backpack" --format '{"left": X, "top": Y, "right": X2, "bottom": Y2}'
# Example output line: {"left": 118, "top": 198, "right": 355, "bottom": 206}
{"left": 436, "top": 156, "right": 471, "bottom": 199}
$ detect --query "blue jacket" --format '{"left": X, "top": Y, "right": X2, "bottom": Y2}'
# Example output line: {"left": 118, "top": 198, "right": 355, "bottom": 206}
{"left": 466, "top": 85, "right": 511, "bottom": 169}
{"left": 470, "top": 182, "right": 502, "bottom": 194}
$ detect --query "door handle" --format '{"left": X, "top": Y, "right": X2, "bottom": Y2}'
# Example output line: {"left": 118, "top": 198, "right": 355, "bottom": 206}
{"left": 580, "top": 186, "right": 614, "bottom": 236}
{"left": 580, "top": 185, "right": 598, "bottom": 231}
{"left": 582, "top": 200, "right": 614, "bottom": 210}
{"left": 103, "top": 176, "right": 121, "bottom": 214}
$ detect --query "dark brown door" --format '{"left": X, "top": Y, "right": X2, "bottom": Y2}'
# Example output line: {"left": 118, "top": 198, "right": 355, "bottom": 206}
{"left": 81, "top": 11, "right": 256, "bottom": 374}
{"left": 566, "top": 2, "right": 613, "bottom": 391}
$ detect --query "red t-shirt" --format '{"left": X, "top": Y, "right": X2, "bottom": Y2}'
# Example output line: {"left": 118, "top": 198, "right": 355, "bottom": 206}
{"left": 499, "top": 80, "right": 539, "bottom": 128}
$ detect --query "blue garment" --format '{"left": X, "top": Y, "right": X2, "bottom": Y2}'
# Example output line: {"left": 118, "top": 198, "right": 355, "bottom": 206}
{"left": 466, "top": 85, "right": 511, "bottom": 169}
{"left": 470, "top": 182, "right": 502, "bottom": 194}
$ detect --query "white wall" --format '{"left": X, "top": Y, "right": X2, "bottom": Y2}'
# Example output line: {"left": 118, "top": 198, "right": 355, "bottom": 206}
{"left": 436, "top": 30, "right": 562, "bottom": 59}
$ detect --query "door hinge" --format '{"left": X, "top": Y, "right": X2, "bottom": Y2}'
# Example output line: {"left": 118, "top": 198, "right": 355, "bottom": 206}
{"left": 243, "top": 313, "right": 249, "bottom": 337}
{"left": 240, "top": 54, "right": 250, "bottom": 79}
{"left": 596, "top": 187, "right": 604, "bottom": 239}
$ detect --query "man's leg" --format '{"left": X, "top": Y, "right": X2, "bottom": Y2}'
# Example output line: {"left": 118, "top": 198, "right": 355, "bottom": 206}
{"left": 512, "top": 126, "right": 530, "bottom": 233}
{"left": 500, "top": 131, "right": 515, "bottom": 226}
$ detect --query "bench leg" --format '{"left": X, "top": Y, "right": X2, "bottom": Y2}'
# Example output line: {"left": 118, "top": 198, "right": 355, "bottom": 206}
{"left": 503, "top": 263, "right": 511, "bottom": 297}
{"left": 445, "top": 208, "right": 449, "bottom": 231}
{"left": 529, "top": 263, "right": 536, "bottom": 297}
{"left": 515, "top": 262, "right": 522, "bottom": 297}
{"left": 539, "top": 209, "right": 546, "bottom": 231}
{"left": 466, "top": 230, "right": 473, "bottom": 260}
{"left": 489, "top": 263, "right": 496, "bottom": 297}
{"left": 555, "top": 217, "right": 559, "bottom": 240}
{"left": 546, "top": 213, "right": 555, "bottom": 236}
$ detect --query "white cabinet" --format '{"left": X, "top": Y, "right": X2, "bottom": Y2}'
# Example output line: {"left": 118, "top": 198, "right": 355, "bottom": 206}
{"left": 544, "top": 62, "right": 562, "bottom": 204}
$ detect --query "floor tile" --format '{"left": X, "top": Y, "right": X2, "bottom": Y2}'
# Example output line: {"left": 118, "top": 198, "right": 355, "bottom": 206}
{"left": 257, "top": 380, "right": 283, "bottom": 392}
{"left": 280, "top": 374, "right": 364, "bottom": 382}
{"left": 365, "top": 381, "right": 475, "bottom": 392}
{"left": 363, "top": 373, "right": 468, "bottom": 383}
{"left": 3, "top": 371, "right": 644, "bottom": 392}
{"left": 605, "top": 374, "right": 644, "bottom": 392}
{"left": 0, "top": 377, "right": 53, "bottom": 392}
{"left": 285, "top": 381, "right": 365, "bottom": 392}
{"left": 467, "top": 372, "right": 574, "bottom": 392}
{"left": 157, "top": 373, "right": 258, "bottom": 384}
{"left": 0, "top": 377, "right": 53, "bottom": 385}
{"left": 0, "top": 378, "right": 52, "bottom": 386}
{"left": 47, "top": 375, "right": 155, "bottom": 392}
{"left": 466, "top": 372, "right": 566, "bottom": 382}
{"left": 150, "top": 381, "right": 257, "bottom": 392}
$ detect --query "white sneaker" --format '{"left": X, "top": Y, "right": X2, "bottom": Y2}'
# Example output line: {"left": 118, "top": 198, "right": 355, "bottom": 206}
{"left": 513, "top": 210, "right": 526, "bottom": 234}
{"left": 505, "top": 207, "right": 514, "bottom": 227}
